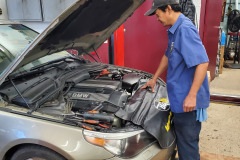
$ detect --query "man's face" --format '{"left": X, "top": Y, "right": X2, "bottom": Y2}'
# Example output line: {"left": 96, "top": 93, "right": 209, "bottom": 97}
{"left": 155, "top": 8, "right": 170, "bottom": 26}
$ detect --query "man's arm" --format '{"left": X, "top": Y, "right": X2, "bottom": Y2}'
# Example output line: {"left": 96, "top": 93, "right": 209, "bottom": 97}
{"left": 183, "top": 62, "right": 209, "bottom": 112}
{"left": 141, "top": 55, "right": 168, "bottom": 92}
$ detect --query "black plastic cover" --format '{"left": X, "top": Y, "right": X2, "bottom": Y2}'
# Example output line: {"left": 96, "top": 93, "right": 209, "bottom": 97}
{"left": 12, "top": 78, "right": 59, "bottom": 108}
{"left": 115, "top": 80, "right": 176, "bottom": 148}
{"left": 65, "top": 72, "right": 90, "bottom": 84}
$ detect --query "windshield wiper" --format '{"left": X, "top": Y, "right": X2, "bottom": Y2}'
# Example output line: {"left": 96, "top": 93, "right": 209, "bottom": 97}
{"left": 30, "top": 60, "right": 67, "bottom": 71}
{"left": 30, "top": 56, "right": 84, "bottom": 71}
{"left": 10, "top": 56, "right": 83, "bottom": 79}
{"left": 9, "top": 61, "right": 64, "bottom": 79}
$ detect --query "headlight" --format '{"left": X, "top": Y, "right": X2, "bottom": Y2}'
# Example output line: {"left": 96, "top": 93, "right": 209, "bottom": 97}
{"left": 83, "top": 130, "right": 156, "bottom": 158}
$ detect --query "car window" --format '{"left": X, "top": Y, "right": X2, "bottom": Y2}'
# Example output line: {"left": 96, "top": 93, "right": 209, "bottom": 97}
{"left": 0, "top": 24, "right": 38, "bottom": 73}
{"left": 0, "top": 48, "right": 12, "bottom": 72}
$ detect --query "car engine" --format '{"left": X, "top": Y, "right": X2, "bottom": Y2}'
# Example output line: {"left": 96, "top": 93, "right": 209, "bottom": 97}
{"left": 0, "top": 61, "right": 153, "bottom": 132}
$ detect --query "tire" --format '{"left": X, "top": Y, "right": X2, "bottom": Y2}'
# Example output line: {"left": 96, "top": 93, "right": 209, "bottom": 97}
{"left": 10, "top": 145, "right": 66, "bottom": 160}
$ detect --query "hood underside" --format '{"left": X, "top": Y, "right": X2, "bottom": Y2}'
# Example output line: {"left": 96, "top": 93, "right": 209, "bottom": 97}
{"left": 17, "top": 0, "right": 144, "bottom": 69}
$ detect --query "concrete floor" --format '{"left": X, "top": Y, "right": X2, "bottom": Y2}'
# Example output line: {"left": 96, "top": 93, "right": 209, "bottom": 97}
{"left": 199, "top": 68, "right": 240, "bottom": 159}
{"left": 210, "top": 68, "right": 240, "bottom": 95}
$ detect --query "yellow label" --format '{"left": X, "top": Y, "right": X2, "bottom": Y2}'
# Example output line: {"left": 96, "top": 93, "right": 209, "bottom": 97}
{"left": 159, "top": 98, "right": 168, "bottom": 103}
{"left": 165, "top": 111, "right": 172, "bottom": 132}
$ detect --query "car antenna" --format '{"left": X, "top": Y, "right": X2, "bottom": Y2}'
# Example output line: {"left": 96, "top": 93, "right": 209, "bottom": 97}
{"left": 8, "top": 77, "right": 31, "bottom": 109}
{"left": 92, "top": 46, "right": 102, "bottom": 63}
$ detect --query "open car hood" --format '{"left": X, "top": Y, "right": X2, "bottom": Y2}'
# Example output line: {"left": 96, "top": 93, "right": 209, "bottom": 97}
{"left": 19, "top": 0, "right": 146, "bottom": 66}
{"left": 0, "top": 0, "right": 144, "bottom": 85}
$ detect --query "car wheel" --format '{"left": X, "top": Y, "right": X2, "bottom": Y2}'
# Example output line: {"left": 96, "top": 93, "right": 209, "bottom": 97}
{"left": 10, "top": 145, "right": 66, "bottom": 160}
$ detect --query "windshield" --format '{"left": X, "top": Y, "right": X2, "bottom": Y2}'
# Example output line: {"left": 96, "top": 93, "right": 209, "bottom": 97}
{"left": 0, "top": 24, "right": 38, "bottom": 73}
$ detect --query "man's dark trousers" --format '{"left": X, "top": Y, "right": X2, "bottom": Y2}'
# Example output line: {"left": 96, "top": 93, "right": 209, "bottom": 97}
{"left": 173, "top": 111, "right": 201, "bottom": 160}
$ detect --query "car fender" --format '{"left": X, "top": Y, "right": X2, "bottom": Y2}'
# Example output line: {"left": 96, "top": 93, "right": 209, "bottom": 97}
{"left": 0, "top": 110, "right": 114, "bottom": 160}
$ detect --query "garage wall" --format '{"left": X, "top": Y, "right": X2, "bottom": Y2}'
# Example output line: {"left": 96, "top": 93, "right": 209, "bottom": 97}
{"left": 123, "top": 0, "right": 205, "bottom": 81}
{"left": 124, "top": 1, "right": 168, "bottom": 80}
{"left": 7, "top": 0, "right": 42, "bottom": 21}
{"left": 192, "top": 0, "right": 202, "bottom": 30}
{"left": 6, "top": 0, "right": 77, "bottom": 33}
{"left": 0, "top": 1, "right": 8, "bottom": 20}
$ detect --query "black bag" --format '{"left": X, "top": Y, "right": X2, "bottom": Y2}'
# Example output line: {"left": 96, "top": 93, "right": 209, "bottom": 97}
{"left": 180, "top": 0, "right": 196, "bottom": 25}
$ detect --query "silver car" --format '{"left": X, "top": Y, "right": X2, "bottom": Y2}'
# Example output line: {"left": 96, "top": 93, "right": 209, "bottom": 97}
{"left": 0, "top": 0, "right": 176, "bottom": 160}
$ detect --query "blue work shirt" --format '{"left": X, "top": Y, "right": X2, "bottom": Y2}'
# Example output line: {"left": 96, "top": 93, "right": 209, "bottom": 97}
{"left": 165, "top": 14, "right": 210, "bottom": 113}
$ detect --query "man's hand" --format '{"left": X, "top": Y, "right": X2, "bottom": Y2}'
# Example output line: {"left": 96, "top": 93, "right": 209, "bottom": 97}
{"left": 141, "top": 79, "right": 157, "bottom": 92}
{"left": 183, "top": 94, "right": 196, "bottom": 112}
{"left": 141, "top": 55, "right": 168, "bottom": 93}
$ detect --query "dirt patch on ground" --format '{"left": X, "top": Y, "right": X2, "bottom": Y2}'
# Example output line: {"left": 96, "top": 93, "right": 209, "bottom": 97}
{"left": 200, "top": 152, "right": 240, "bottom": 160}
{"left": 199, "top": 102, "right": 240, "bottom": 158}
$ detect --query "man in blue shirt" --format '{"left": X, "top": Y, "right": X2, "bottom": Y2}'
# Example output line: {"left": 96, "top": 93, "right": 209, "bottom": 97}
{"left": 142, "top": 0, "right": 210, "bottom": 159}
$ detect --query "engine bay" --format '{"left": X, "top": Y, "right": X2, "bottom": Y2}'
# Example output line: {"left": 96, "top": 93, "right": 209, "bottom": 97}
{"left": 0, "top": 59, "right": 155, "bottom": 132}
